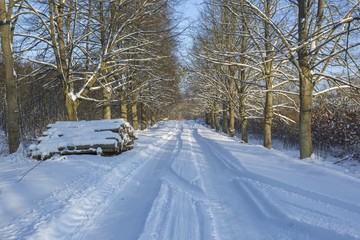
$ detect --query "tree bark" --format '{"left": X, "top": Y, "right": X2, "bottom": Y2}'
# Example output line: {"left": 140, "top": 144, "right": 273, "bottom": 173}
{"left": 205, "top": 112, "right": 210, "bottom": 125}
{"left": 150, "top": 111, "right": 156, "bottom": 126}
{"left": 239, "top": 88, "right": 248, "bottom": 143}
{"left": 229, "top": 100, "right": 235, "bottom": 137}
{"left": 214, "top": 101, "right": 220, "bottom": 131}
{"left": 222, "top": 102, "right": 228, "bottom": 134}
{"left": 263, "top": 0, "right": 274, "bottom": 149}
{"left": 119, "top": 90, "right": 128, "bottom": 121}
{"left": 263, "top": 79, "right": 273, "bottom": 148}
{"left": 49, "top": 0, "right": 77, "bottom": 121}
{"left": 0, "top": 5, "right": 20, "bottom": 152}
{"left": 141, "top": 103, "right": 147, "bottom": 130}
{"left": 238, "top": 8, "right": 249, "bottom": 143}
{"left": 65, "top": 94, "right": 79, "bottom": 121}
{"left": 298, "top": 0, "right": 314, "bottom": 159}
{"left": 299, "top": 73, "right": 314, "bottom": 159}
{"left": 210, "top": 107, "right": 215, "bottom": 129}
{"left": 103, "top": 86, "right": 112, "bottom": 119}
{"left": 131, "top": 94, "right": 138, "bottom": 130}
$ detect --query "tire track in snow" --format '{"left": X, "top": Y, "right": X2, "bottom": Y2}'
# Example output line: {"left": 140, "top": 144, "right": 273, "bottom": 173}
{"left": 196, "top": 128, "right": 360, "bottom": 215}
{"left": 233, "top": 178, "right": 360, "bottom": 240}
{"left": 34, "top": 128, "right": 179, "bottom": 240}
{"left": 193, "top": 127, "right": 360, "bottom": 239}
{"left": 80, "top": 122, "right": 185, "bottom": 239}
{"left": 139, "top": 180, "right": 205, "bottom": 240}
{"left": 0, "top": 163, "right": 106, "bottom": 239}
{"left": 139, "top": 122, "right": 215, "bottom": 240}
{"left": 0, "top": 127, "right": 178, "bottom": 240}
{"left": 192, "top": 128, "right": 276, "bottom": 239}
{"left": 236, "top": 178, "right": 360, "bottom": 239}
{"left": 4, "top": 121, "right": 358, "bottom": 239}
{"left": 166, "top": 126, "right": 207, "bottom": 200}
{"left": 195, "top": 127, "right": 360, "bottom": 215}
{"left": 29, "top": 160, "right": 145, "bottom": 239}
{"left": 190, "top": 133, "right": 265, "bottom": 239}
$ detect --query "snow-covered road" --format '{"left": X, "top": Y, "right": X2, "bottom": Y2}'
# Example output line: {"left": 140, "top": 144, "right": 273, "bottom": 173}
{"left": 1, "top": 120, "right": 360, "bottom": 239}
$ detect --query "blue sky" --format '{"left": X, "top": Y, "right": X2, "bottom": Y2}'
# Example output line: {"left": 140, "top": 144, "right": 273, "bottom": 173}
{"left": 182, "top": 0, "right": 202, "bottom": 21}
{"left": 175, "top": 0, "right": 203, "bottom": 60}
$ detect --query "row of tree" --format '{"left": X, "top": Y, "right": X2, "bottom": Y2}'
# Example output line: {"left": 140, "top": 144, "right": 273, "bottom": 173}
{"left": 0, "top": 0, "right": 180, "bottom": 153}
{"left": 188, "top": 0, "right": 360, "bottom": 159}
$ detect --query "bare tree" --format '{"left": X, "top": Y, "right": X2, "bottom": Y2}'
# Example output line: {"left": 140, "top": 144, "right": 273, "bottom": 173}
{"left": 0, "top": 0, "right": 22, "bottom": 153}
{"left": 14, "top": 0, "right": 177, "bottom": 124}
{"left": 294, "top": 0, "right": 360, "bottom": 158}
{"left": 191, "top": 0, "right": 360, "bottom": 159}
{"left": 234, "top": 0, "right": 359, "bottom": 157}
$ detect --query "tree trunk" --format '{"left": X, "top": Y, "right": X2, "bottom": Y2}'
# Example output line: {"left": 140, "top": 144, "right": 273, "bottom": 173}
{"left": 214, "top": 101, "right": 220, "bottom": 131}
{"left": 222, "top": 102, "right": 228, "bottom": 134}
{"left": 210, "top": 107, "right": 215, "bottom": 129}
{"left": 205, "top": 112, "right": 210, "bottom": 125}
{"left": 239, "top": 90, "right": 248, "bottom": 143}
{"left": 229, "top": 100, "right": 235, "bottom": 137}
{"left": 263, "top": 0, "right": 273, "bottom": 149}
{"left": 263, "top": 80, "right": 273, "bottom": 149}
{"left": 238, "top": 11, "right": 249, "bottom": 143}
{"left": 299, "top": 72, "right": 314, "bottom": 159}
{"left": 119, "top": 90, "right": 128, "bottom": 121}
{"left": 131, "top": 95, "right": 138, "bottom": 130}
{"left": 141, "top": 103, "right": 147, "bottom": 130}
{"left": 65, "top": 94, "right": 79, "bottom": 121}
{"left": 150, "top": 111, "right": 156, "bottom": 126}
{"left": 103, "top": 87, "right": 112, "bottom": 119}
{"left": 49, "top": 0, "right": 75, "bottom": 121}
{"left": 0, "top": 15, "right": 20, "bottom": 153}
{"left": 298, "top": 0, "right": 314, "bottom": 159}
{"left": 235, "top": 81, "right": 249, "bottom": 142}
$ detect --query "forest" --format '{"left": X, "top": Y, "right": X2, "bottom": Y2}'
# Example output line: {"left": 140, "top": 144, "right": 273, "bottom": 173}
{"left": 1, "top": 0, "right": 359, "bottom": 160}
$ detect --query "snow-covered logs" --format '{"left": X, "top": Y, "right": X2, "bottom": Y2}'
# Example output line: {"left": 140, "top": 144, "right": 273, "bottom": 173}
{"left": 29, "top": 119, "right": 136, "bottom": 160}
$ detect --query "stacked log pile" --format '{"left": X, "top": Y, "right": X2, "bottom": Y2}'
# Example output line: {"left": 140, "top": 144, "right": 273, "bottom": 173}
{"left": 29, "top": 119, "right": 136, "bottom": 160}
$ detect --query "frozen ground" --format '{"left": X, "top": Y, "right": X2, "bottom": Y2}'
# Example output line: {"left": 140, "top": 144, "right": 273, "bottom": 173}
{"left": 1, "top": 120, "right": 360, "bottom": 240}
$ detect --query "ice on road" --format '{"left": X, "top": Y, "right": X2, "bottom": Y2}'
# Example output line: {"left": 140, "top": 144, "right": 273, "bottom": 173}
{"left": 1, "top": 120, "right": 360, "bottom": 240}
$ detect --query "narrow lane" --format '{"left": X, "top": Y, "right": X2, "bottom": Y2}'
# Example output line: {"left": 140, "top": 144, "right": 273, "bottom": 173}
{"left": 78, "top": 122, "right": 183, "bottom": 239}
{"left": 3, "top": 121, "right": 360, "bottom": 240}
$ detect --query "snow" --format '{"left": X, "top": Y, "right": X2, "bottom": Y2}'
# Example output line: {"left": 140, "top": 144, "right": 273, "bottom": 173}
{"left": 29, "top": 119, "right": 134, "bottom": 159}
{"left": 1, "top": 120, "right": 360, "bottom": 239}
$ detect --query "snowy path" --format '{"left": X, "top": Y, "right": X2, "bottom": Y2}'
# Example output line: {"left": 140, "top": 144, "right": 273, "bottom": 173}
{"left": 1, "top": 120, "right": 360, "bottom": 239}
